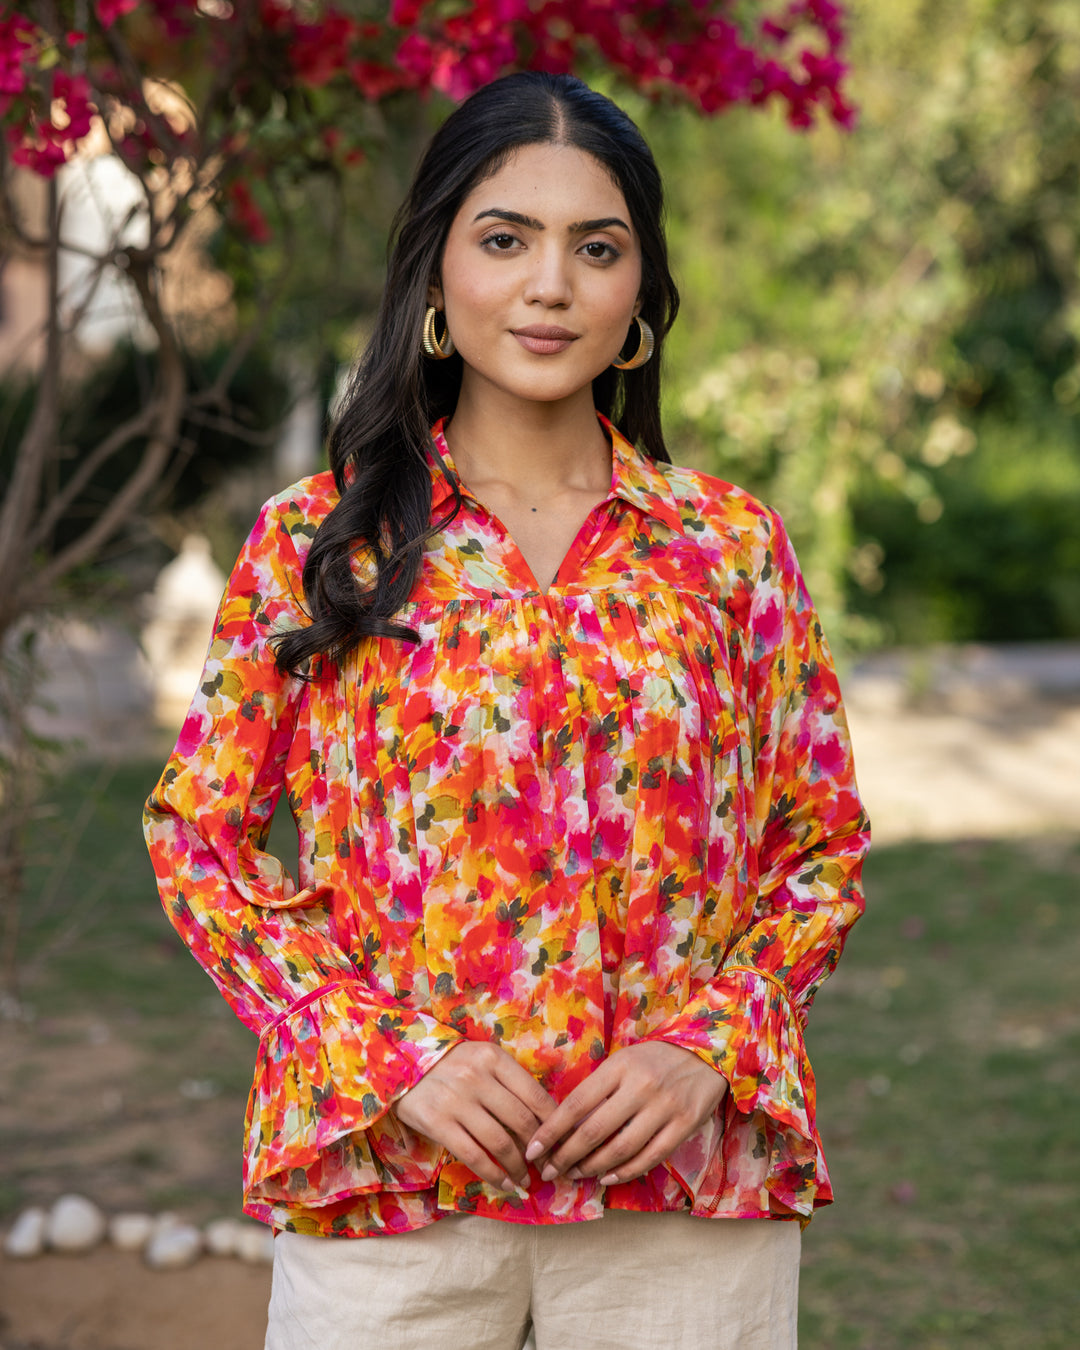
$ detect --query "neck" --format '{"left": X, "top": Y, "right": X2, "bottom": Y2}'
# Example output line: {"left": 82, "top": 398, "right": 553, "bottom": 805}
{"left": 444, "top": 383, "right": 611, "bottom": 497}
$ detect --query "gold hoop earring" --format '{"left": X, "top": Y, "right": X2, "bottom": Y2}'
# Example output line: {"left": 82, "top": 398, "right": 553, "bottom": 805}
{"left": 611, "top": 316, "right": 654, "bottom": 371}
{"left": 422, "top": 305, "right": 455, "bottom": 360}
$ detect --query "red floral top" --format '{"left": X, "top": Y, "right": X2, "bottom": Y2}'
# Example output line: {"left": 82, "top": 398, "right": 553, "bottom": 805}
{"left": 144, "top": 417, "right": 869, "bottom": 1237}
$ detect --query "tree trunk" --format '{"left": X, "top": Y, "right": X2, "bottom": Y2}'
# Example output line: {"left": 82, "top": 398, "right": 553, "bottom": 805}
{"left": 0, "top": 192, "right": 188, "bottom": 1008}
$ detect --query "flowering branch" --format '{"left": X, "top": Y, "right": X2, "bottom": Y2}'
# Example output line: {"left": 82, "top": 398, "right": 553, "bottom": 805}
{"left": 2, "top": 2, "right": 853, "bottom": 186}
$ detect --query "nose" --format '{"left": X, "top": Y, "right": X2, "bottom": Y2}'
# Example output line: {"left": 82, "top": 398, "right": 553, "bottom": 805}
{"left": 522, "top": 242, "right": 572, "bottom": 307}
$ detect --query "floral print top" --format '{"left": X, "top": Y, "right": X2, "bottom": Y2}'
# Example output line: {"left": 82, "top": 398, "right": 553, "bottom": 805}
{"left": 144, "top": 416, "right": 869, "bottom": 1238}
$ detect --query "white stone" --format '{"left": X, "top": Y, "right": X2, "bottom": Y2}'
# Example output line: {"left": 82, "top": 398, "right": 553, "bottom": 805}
{"left": 4, "top": 1207, "right": 47, "bottom": 1258}
{"left": 46, "top": 1194, "right": 107, "bottom": 1253}
{"left": 142, "top": 534, "right": 228, "bottom": 727}
{"left": 233, "top": 1223, "right": 276, "bottom": 1265}
{"left": 178, "top": 1077, "right": 219, "bottom": 1101}
{"left": 203, "top": 1217, "right": 244, "bottom": 1257}
{"left": 144, "top": 1221, "right": 203, "bottom": 1270}
{"left": 108, "top": 1212, "right": 155, "bottom": 1252}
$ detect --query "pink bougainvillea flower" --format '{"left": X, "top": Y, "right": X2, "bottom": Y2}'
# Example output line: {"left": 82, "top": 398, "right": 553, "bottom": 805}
{"left": 291, "top": 10, "right": 354, "bottom": 88}
{"left": 390, "top": 0, "right": 425, "bottom": 26}
{"left": 2, "top": 0, "right": 855, "bottom": 182}
{"left": 51, "top": 70, "right": 95, "bottom": 140}
{"left": 349, "top": 59, "right": 404, "bottom": 101}
{"left": 0, "top": 14, "right": 35, "bottom": 101}
{"left": 395, "top": 31, "right": 435, "bottom": 86}
{"left": 227, "top": 179, "right": 273, "bottom": 245}
{"left": 12, "top": 135, "right": 69, "bottom": 175}
{"left": 95, "top": 0, "right": 140, "bottom": 29}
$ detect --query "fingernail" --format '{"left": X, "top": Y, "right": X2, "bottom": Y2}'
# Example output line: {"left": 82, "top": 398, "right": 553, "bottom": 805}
{"left": 568, "top": 1166, "right": 584, "bottom": 1181}
{"left": 500, "top": 1176, "right": 518, "bottom": 1192}
{"left": 540, "top": 1164, "right": 558, "bottom": 1183}
{"left": 524, "top": 1141, "right": 544, "bottom": 1162}
{"left": 599, "top": 1172, "right": 620, "bottom": 1186}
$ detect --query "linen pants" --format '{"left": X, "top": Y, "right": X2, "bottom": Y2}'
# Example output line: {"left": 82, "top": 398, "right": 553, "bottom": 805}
{"left": 264, "top": 1209, "right": 801, "bottom": 1350}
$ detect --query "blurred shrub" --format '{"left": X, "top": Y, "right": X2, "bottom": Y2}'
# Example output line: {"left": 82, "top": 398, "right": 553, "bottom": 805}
{"left": 631, "top": 0, "right": 1080, "bottom": 649}
{"left": 851, "top": 423, "right": 1080, "bottom": 643}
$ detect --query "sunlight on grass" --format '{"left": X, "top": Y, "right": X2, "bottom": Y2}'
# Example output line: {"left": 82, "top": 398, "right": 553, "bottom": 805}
{"left": 802, "top": 836, "right": 1080, "bottom": 1348}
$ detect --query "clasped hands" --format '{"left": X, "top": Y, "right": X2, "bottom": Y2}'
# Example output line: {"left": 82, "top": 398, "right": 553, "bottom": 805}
{"left": 393, "top": 1039, "right": 728, "bottom": 1194}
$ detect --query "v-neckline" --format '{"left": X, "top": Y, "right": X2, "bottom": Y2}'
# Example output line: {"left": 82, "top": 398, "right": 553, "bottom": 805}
{"left": 432, "top": 423, "right": 615, "bottom": 597}
{"left": 483, "top": 496, "right": 613, "bottom": 596}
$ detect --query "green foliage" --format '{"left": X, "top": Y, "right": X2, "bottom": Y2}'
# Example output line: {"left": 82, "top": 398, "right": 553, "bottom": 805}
{"left": 625, "top": 0, "right": 1080, "bottom": 648}
{"left": 852, "top": 422, "right": 1080, "bottom": 642}
{"left": 211, "top": 94, "right": 448, "bottom": 367}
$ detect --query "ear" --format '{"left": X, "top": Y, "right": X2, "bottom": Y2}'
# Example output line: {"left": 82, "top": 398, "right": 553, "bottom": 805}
{"left": 428, "top": 279, "right": 444, "bottom": 309}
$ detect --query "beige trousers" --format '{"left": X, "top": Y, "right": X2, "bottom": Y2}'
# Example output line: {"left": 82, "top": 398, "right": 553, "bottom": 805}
{"left": 265, "top": 1209, "right": 801, "bottom": 1350}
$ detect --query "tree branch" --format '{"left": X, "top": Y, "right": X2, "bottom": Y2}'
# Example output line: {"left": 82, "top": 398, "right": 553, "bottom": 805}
{"left": 28, "top": 257, "right": 186, "bottom": 598}
{"left": 0, "top": 177, "right": 60, "bottom": 635}
{"left": 182, "top": 406, "right": 277, "bottom": 446}
{"left": 28, "top": 404, "right": 159, "bottom": 551}
{"left": 0, "top": 138, "right": 49, "bottom": 251}
{"left": 96, "top": 19, "right": 188, "bottom": 183}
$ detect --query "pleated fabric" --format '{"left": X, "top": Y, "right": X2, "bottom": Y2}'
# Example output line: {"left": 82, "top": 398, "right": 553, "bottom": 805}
{"left": 145, "top": 416, "right": 869, "bottom": 1239}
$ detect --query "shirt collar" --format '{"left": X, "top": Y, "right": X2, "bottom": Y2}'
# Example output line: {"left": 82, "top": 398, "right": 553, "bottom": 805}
{"left": 427, "top": 414, "right": 685, "bottom": 536}
{"left": 599, "top": 414, "right": 686, "bottom": 536}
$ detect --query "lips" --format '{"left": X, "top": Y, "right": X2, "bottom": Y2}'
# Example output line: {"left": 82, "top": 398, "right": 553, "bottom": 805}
{"left": 511, "top": 325, "right": 579, "bottom": 355}
{"left": 512, "top": 325, "right": 578, "bottom": 339}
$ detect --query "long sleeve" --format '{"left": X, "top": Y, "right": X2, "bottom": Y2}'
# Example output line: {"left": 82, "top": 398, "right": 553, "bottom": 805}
{"left": 143, "top": 488, "right": 462, "bottom": 1210}
{"left": 144, "top": 431, "right": 870, "bottom": 1237}
{"left": 648, "top": 508, "right": 870, "bottom": 1211}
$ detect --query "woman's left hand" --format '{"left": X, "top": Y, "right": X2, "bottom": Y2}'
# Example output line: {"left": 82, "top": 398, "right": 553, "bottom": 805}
{"left": 523, "top": 1041, "right": 728, "bottom": 1186}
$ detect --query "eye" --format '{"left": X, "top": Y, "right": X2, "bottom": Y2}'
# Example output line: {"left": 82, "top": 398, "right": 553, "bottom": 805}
{"left": 481, "top": 231, "right": 522, "bottom": 252}
{"left": 581, "top": 239, "right": 621, "bottom": 262}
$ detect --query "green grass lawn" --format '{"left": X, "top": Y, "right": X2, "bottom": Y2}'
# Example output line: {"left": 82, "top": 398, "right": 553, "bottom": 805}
{"left": 8, "top": 760, "right": 1080, "bottom": 1347}
{"left": 801, "top": 835, "right": 1080, "bottom": 1349}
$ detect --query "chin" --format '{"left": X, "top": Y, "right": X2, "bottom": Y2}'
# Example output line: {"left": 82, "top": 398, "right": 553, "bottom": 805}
{"left": 507, "top": 384, "right": 596, "bottom": 407}
{"left": 470, "top": 361, "right": 612, "bottom": 407}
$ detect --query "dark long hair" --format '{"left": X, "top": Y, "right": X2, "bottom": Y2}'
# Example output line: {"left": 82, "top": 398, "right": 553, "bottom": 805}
{"left": 274, "top": 71, "right": 680, "bottom": 675}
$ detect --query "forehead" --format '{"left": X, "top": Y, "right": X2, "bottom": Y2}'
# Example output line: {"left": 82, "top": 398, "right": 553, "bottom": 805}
{"left": 457, "top": 142, "right": 631, "bottom": 224}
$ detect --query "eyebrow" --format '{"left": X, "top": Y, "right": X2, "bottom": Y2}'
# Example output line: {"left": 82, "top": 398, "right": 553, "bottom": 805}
{"left": 472, "top": 208, "right": 632, "bottom": 235}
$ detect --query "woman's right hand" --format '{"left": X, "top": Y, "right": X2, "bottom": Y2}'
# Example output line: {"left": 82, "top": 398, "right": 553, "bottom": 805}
{"left": 394, "top": 1041, "right": 557, "bottom": 1192}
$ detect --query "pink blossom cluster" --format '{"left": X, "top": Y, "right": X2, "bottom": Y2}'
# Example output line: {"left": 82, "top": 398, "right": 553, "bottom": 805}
{"left": 391, "top": 0, "right": 853, "bottom": 127}
{"left": 1, "top": 15, "right": 95, "bottom": 175}
{"left": 258, "top": 0, "right": 854, "bottom": 126}
{"left": 96, "top": 0, "right": 141, "bottom": 27}
{"left": 0, "top": 1, "right": 852, "bottom": 231}
{"left": 260, "top": 2, "right": 410, "bottom": 100}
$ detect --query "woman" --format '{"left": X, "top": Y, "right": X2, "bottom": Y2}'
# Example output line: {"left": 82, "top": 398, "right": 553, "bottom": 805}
{"left": 145, "top": 71, "right": 869, "bottom": 1350}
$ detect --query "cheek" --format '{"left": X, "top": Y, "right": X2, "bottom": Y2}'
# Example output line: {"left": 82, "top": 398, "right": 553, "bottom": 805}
{"left": 442, "top": 267, "right": 504, "bottom": 330}
{"left": 585, "top": 261, "right": 643, "bottom": 320}
{"left": 438, "top": 238, "right": 476, "bottom": 312}
{"left": 591, "top": 282, "right": 642, "bottom": 330}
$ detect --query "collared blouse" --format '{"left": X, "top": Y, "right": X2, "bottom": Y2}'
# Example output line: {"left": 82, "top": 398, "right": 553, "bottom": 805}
{"left": 144, "top": 417, "right": 869, "bottom": 1238}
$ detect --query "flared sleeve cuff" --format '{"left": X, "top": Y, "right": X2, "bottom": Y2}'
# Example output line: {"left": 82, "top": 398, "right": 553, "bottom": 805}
{"left": 243, "top": 981, "right": 463, "bottom": 1207}
{"left": 648, "top": 965, "right": 829, "bottom": 1216}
